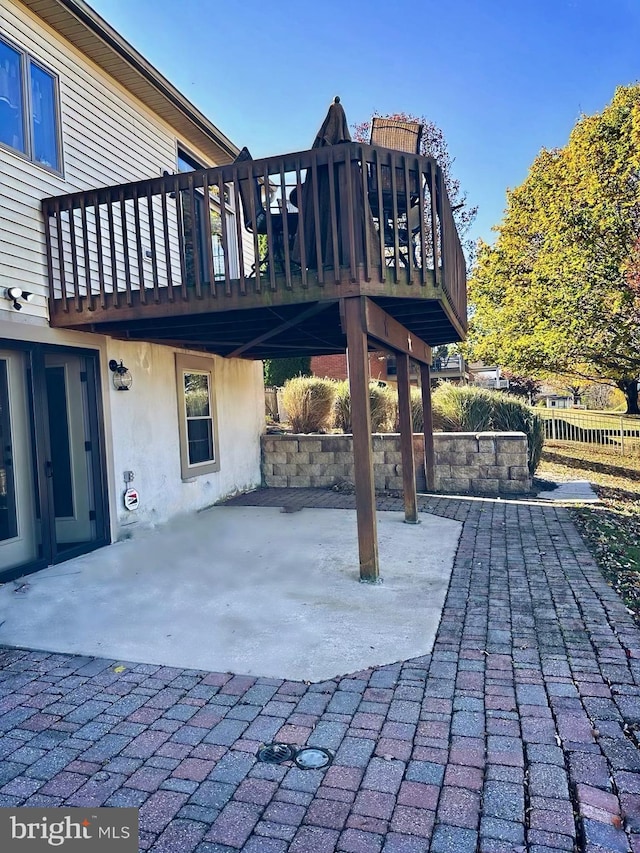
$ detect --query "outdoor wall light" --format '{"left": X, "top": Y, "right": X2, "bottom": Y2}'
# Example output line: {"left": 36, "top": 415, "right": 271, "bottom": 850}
{"left": 109, "top": 359, "right": 133, "bottom": 391}
{"left": 4, "top": 287, "right": 35, "bottom": 310}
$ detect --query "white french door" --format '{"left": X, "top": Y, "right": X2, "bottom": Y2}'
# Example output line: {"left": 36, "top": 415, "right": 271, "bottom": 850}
{"left": 0, "top": 350, "right": 38, "bottom": 570}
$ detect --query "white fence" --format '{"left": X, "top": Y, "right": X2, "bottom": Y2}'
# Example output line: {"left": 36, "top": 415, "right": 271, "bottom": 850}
{"left": 539, "top": 409, "right": 640, "bottom": 455}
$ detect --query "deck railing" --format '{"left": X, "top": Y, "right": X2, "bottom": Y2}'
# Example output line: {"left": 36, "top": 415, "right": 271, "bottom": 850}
{"left": 42, "top": 143, "right": 467, "bottom": 329}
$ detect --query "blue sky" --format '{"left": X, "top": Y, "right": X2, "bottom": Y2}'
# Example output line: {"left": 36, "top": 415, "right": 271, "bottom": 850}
{"left": 90, "top": 0, "right": 639, "bottom": 245}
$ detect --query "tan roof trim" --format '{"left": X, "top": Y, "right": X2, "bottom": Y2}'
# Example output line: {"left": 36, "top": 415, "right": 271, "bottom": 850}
{"left": 17, "top": 0, "right": 239, "bottom": 164}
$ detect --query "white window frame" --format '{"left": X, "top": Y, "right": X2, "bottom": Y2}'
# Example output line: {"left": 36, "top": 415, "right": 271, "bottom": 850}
{"left": 0, "top": 33, "right": 63, "bottom": 174}
{"left": 175, "top": 353, "right": 220, "bottom": 479}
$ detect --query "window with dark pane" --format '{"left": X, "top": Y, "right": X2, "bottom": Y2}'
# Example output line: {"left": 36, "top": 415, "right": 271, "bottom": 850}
{"left": 0, "top": 38, "right": 25, "bottom": 155}
{"left": 184, "top": 371, "right": 214, "bottom": 465}
{"left": 30, "top": 61, "right": 60, "bottom": 170}
{"left": 0, "top": 36, "right": 61, "bottom": 171}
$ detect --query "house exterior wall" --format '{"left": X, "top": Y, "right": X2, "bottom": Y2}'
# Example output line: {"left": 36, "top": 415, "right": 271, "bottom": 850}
{"left": 0, "top": 1, "right": 263, "bottom": 566}
{"left": 107, "top": 341, "right": 263, "bottom": 536}
{"left": 0, "top": 0, "right": 253, "bottom": 315}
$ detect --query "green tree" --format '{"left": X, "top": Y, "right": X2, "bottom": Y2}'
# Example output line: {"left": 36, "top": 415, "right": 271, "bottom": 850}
{"left": 263, "top": 357, "right": 311, "bottom": 387}
{"left": 468, "top": 85, "right": 640, "bottom": 414}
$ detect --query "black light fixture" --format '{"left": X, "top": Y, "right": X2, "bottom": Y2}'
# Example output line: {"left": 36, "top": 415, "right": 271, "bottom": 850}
{"left": 109, "top": 359, "right": 132, "bottom": 391}
{"left": 4, "top": 287, "right": 35, "bottom": 310}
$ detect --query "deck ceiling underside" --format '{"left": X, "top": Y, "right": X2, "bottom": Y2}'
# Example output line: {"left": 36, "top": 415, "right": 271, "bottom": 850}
{"left": 84, "top": 298, "right": 458, "bottom": 359}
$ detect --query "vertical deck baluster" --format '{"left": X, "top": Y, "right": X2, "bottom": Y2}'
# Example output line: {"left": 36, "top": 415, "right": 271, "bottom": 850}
{"left": 418, "top": 160, "right": 427, "bottom": 284}
{"left": 429, "top": 163, "right": 440, "bottom": 286}
{"left": 201, "top": 171, "right": 216, "bottom": 298}
{"left": 343, "top": 147, "right": 357, "bottom": 282}
{"left": 132, "top": 186, "right": 146, "bottom": 304}
{"left": 187, "top": 173, "right": 202, "bottom": 298}
{"left": 119, "top": 190, "right": 133, "bottom": 306}
{"left": 94, "top": 194, "right": 106, "bottom": 312}
{"left": 79, "top": 196, "right": 92, "bottom": 306}
{"left": 295, "top": 159, "right": 307, "bottom": 288}
{"left": 262, "top": 163, "right": 277, "bottom": 292}
{"left": 390, "top": 152, "right": 400, "bottom": 282}
{"left": 439, "top": 169, "right": 447, "bottom": 291}
{"left": 146, "top": 185, "right": 160, "bottom": 303}
{"left": 43, "top": 203, "right": 58, "bottom": 316}
{"left": 326, "top": 149, "right": 340, "bottom": 281}
{"left": 54, "top": 201, "right": 68, "bottom": 313}
{"left": 374, "top": 150, "right": 385, "bottom": 280}
{"left": 246, "top": 162, "right": 262, "bottom": 294}
{"left": 106, "top": 198, "right": 119, "bottom": 308}
{"left": 360, "top": 146, "right": 371, "bottom": 282}
{"left": 403, "top": 156, "right": 414, "bottom": 281}
{"left": 174, "top": 176, "right": 189, "bottom": 300}
{"left": 279, "top": 164, "right": 292, "bottom": 290}
{"left": 310, "top": 157, "right": 324, "bottom": 285}
{"left": 160, "top": 184, "right": 174, "bottom": 302}
{"left": 231, "top": 168, "right": 245, "bottom": 296}
{"left": 68, "top": 203, "right": 82, "bottom": 312}
{"left": 216, "top": 171, "right": 229, "bottom": 297}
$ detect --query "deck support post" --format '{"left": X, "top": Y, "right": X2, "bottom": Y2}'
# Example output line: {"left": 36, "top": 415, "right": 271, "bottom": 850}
{"left": 420, "top": 363, "right": 435, "bottom": 491}
{"left": 343, "top": 297, "right": 380, "bottom": 583}
{"left": 396, "top": 353, "right": 419, "bottom": 523}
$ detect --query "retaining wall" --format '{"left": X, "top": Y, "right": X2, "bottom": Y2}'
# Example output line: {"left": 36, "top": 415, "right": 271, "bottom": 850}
{"left": 262, "top": 432, "right": 531, "bottom": 496}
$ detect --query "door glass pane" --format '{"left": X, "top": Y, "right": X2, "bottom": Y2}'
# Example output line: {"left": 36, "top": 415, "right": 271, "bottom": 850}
{"left": 30, "top": 62, "right": 59, "bottom": 170}
{"left": 0, "top": 351, "right": 38, "bottom": 574}
{"left": 45, "top": 366, "right": 74, "bottom": 518}
{"left": 0, "top": 39, "right": 25, "bottom": 154}
{"left": 45, "top": 354, "right": 96, "bottom": 551}
{"left": 0, "top": 361, "right": 18, "bottom": 542}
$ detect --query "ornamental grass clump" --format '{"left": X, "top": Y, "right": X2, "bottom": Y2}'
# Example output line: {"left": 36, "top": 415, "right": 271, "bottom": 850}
{"left": 390, "top": 387, "right": 425, "bottom": 433}
{"left": 432, "top": 383, "right": 494, "bottom": 432}
{"left": 281, "top": 376, "right": 336, "bottom": 433}
{"left": 490, "top": 396, "right": 545, "bottom": 475}
{"left": 431, "top": 383, "right": 544, "bottom": 474}
{"left": 333, "top": 381, "right": 395, "bottom": 433}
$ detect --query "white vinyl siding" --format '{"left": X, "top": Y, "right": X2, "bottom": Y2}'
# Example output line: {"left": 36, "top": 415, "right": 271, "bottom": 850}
{"left": 0, "top": 0, "right": 232, "bottom": 320}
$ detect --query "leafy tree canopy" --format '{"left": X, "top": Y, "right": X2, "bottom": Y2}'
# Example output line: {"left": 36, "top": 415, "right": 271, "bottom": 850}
{"left": 467, "top": 84, "right": 640, "bottom": 413}
{"left": 263, "top": 357, "right": 311, "bottom": 388}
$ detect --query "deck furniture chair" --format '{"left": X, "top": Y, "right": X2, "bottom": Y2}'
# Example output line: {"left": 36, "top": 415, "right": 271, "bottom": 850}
{"left": 234, "top": 147, "right": 298, "bottom": 275}
{"left": 368, "top": 119, "right": 425, "bottom": 267}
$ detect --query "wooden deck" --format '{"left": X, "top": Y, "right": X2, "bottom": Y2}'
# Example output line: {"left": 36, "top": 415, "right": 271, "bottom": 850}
{"left": 42, "top": 143, "right": 467, "bottom": 357}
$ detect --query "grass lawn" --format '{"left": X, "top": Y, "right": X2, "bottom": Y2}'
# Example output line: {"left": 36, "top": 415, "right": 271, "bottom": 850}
{"left": 538, "top": 441, "right": 640, "bottom": 620}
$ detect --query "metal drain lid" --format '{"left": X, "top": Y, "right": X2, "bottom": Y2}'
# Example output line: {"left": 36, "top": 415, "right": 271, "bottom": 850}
{"left": 256, "top": 743, "right": 297, "bottom": 764}
{"left": 294, "top": 747, "right": 333, "bottom": 769}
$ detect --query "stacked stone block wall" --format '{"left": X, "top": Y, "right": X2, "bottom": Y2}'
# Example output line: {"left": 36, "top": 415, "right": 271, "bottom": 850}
{"left": 262, "top": 432, "right": 531, "bottom": 495}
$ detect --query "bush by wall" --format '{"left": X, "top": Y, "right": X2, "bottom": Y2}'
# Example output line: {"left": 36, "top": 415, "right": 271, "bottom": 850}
{"left": 281, "top": 376, "right": 336, "bottom": 433}
{"left": 334, "top": 381, "right": 395, "bottom": 433}
{"left": 432, "top": 384, "right": 543, "bottom": 474}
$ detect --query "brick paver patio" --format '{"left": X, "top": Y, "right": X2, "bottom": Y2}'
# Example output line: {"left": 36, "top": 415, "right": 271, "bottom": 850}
{"left": 1, "top": 489, "right": 639, "bottom": 852}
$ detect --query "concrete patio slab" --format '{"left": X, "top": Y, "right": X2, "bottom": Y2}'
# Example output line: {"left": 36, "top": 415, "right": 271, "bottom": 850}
{"left": 0, "top": 506, "right": 460, "bottom": 682}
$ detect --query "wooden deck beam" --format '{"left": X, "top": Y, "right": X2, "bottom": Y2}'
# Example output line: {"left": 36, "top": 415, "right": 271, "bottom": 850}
{"left": 363, "top": 297, "right": 432, "bottom": 365}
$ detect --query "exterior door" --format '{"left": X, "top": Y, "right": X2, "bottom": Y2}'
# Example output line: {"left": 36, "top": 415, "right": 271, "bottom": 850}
{"left": 0, "top": 350, "right": 38, "bottom": 570}
{"left": 44, "top": 353, "right": 94, "bottom": 548}
{"left": 0, "top": 343, "right": 108, "bottom": 582}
